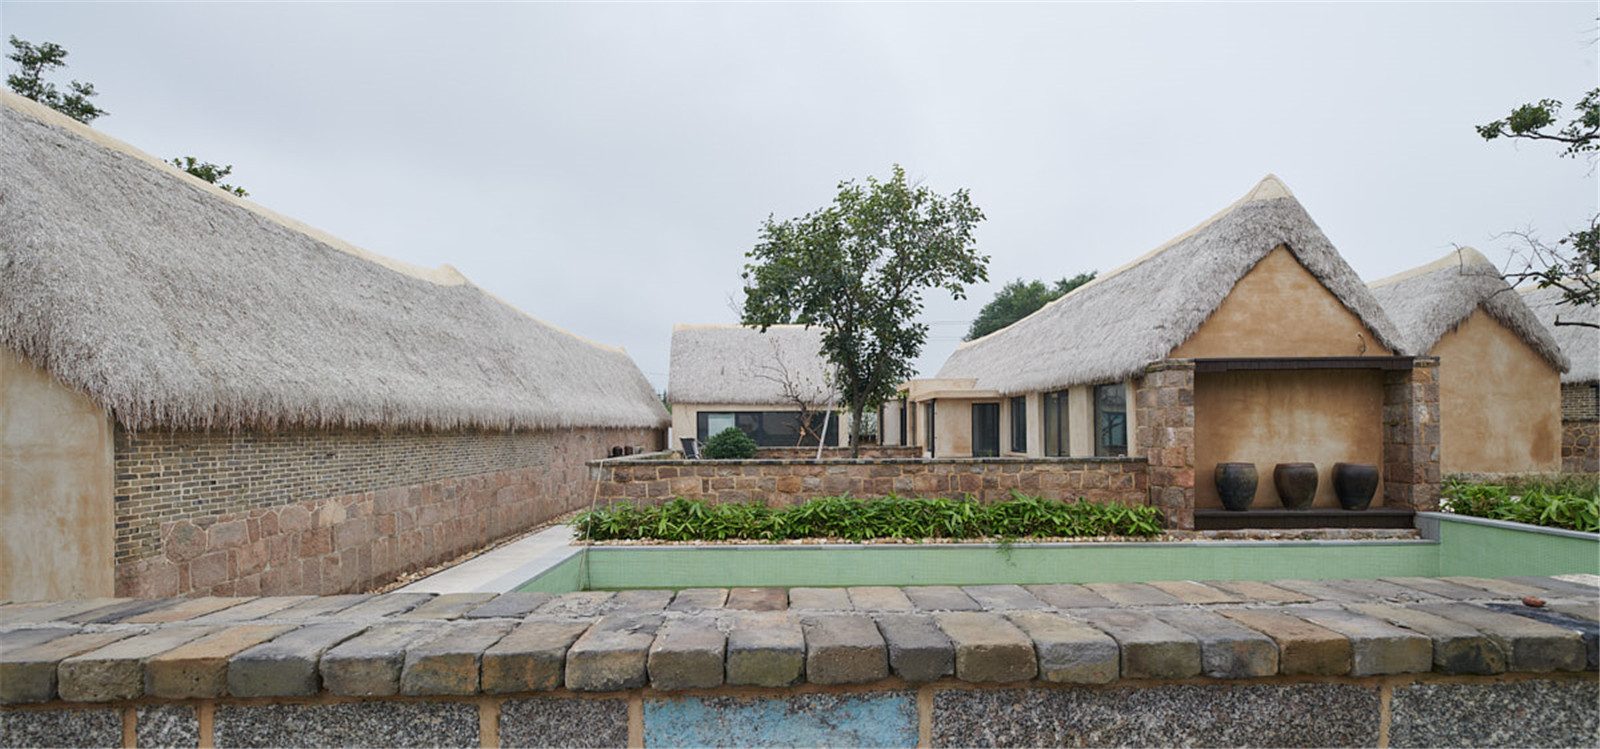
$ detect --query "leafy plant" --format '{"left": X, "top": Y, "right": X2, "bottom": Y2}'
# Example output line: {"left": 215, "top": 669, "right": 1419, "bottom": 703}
{"left": 701, "top": 427, "right": 757, "bottom": 460}
{"left": 1441, "top": 475, "right": 1598, "bottom": 533}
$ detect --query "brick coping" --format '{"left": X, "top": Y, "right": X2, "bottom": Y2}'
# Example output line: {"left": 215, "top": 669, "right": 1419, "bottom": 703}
{"left": 2, "top": 575, "right": 1595, "bottom": 705}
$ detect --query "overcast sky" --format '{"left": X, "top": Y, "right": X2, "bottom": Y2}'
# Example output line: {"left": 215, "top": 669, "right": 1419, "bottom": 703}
{"left": 3, "top": 2, "right": 1595, "bottom": 392}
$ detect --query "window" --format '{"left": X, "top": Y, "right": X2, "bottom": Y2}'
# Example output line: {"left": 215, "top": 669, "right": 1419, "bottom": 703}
{"left": 898, "top": 396, "right": 907, "bottom": 446}
{"left": 1094, "top": 383, "right": 1127, "bottom": 457}
{"left": 1009, "top": 396, "right": 1026, "bottom": 453}
{"left": 696, "top": 411, "right": 838, "bottom": 447}
{"left": 923, "top": 402, "right": 936, "bottom": 454}
{"left": 1043, "top": 390, "right": 1069, "bottom": 457}
{"left": 971, "top": 403, "right": 1000, "bottom": 457}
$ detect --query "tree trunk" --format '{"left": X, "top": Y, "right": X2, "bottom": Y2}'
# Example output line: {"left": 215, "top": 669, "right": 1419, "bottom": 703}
{"left": 849, "top": 406, "right": 864, "bottom": 458}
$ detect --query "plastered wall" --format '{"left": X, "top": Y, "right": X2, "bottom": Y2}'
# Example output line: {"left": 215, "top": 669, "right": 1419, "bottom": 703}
{"left": 1430, "top": 309, "right": 1562, "bottom": 474}
{"left": 0, "top": 350, "right": 115, "bottom": 600}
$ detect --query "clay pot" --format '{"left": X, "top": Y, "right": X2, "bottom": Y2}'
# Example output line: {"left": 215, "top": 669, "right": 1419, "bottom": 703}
{"left": 1273, "top": 463, "right": 1318, "bottom": 510}
{"left": 1214, "top": 462, "right": 1258, "bottom": 512}
{"left": 1332, "top": 462, "right": 1379, "bottom": 511}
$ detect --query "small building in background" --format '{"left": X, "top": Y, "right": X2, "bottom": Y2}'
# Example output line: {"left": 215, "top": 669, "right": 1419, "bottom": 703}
{"left": 1520, "top": 281, "right": 1598, "bottom": 473}
{"left": 667, "top": 324, "right": 845, "bottom": 450}
{"left": 1369, "top": 248, "right": 1568, "bottom": 475}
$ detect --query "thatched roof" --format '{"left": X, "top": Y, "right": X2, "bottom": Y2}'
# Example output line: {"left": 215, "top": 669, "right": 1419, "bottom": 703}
{"left": 936, "top": 175, "right": 1407, "bottom": 394}
{"left": 668, "top": 324, "right": 837, "bottom": 406}
{"left": 1368, "top": 248, "right": 1569, "bottom": 374}
{"left": 0, "top": 92, "right": 668, "bottom": 431}
{"left": 1519, "top": 280, "right": 1597, "bottom": 384}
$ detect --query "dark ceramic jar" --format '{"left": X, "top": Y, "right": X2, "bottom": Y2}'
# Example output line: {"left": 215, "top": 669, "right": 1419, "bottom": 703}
{"left": 1273, "top": 462, "right": 1318, "bottom": 510}
{"left": 1332, "top": 462, "right": 1379, "bottom": 510}
{"left": 1214, "top": 462, "right": 1258, "bottom": 511}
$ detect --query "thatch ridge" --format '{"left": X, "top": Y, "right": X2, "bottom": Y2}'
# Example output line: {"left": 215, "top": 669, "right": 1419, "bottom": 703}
{"left": 1519, "top": 280, "right": 1597, "bottom": 384}
{"left": 936, "top": 176, "right": 1407, "bottom": 394}
{"left": 1369, "top": 248, "right": 1569, "bottom": 374}
{"left": 0, "top": 92, "right": 668, "bottom": 431}
{"left": 669, "top": 324, "right": 837, "bottom": 406}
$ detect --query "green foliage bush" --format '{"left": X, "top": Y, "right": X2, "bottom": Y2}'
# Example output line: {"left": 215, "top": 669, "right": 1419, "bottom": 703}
{"left": 701, "top": 427, "right": 757, "bottom": 459}
{"left": 572, "top": 491, "right": 1165, "bottom": 542}
{"left": 1441, "top": 475, "right": 1598, "bottom": 533}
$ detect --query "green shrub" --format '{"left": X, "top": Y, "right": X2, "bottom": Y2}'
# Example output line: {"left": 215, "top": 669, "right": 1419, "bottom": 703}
{"left": 1441, "top": 475, "right": 1598, "bottom": 533}
{"left": 572, "top": 491, "right": 1164, "bottom": 542}
{"left": 701, "top": 427, "right": 757, "bottom": 459}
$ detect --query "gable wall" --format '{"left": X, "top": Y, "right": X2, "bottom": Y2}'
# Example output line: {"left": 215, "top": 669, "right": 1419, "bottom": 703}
{"left": 1432, "top": 309, "right": 1561, "bottom": 474}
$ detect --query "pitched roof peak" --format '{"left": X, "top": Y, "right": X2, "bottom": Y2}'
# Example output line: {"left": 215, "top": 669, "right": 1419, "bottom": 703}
{"left": 1242, "top": 174, "right": 1294, "bottom": 203}
{"left": 1369, "top": 247, "right": 1495, "bottom": 289}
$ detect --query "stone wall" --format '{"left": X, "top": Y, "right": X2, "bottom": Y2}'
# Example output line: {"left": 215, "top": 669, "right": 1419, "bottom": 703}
{"left": 1563, "top": 420, "right": 1599, "bottom": 474}
{"left": 1134, "top": 361, "right": 1195, "bottom": 529}
{"left": 1383, "top": 359, "right": 1442, "bottom": 511}
{"left": 589, "top": 456, "right": 1148, "bottom": 508}
{"left": 1562, "top": 382, "right": 1599, "bottom": 422}
{"left": 113, "top": 426, "right": 662, "bottom": 597}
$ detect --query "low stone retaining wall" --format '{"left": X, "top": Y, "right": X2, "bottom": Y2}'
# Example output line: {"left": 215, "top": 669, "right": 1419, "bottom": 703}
{"left": 1563, "top": 420, "right": 1598, "bottom": 474}
{"left": 588, "top": 456, "right": 1148, "bottom": 508}
{"left": 3, "top": 576, "right": 1596, "bottom": 746}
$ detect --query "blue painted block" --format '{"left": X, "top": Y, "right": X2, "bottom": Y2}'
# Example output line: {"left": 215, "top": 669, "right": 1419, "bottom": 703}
{"left": 644, "top": 692, "right": 917, "bottom": 748}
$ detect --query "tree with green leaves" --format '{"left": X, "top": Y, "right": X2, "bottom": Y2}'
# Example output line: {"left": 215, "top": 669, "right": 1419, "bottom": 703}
{"left": 171, "top": 156, "right": 250, "bottom": 198}
{"left": 1478, "top": 89, "right": 1598, "bottom": 321}
{"left": 965, "top": 271, "right": 1096, "bottom": 341}
{"left": 741, "top": 165, "right": 989, "bottom": 456}
{"left": 6, "top": 36, "right": 107, "bottom": 124}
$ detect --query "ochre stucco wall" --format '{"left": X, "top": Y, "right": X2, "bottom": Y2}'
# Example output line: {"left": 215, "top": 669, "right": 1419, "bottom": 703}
{"left": 1430, "top": 309, "right": 1561, "bottom": 474}
{"left": 1193, "top": 369, "right": 1385, "bottom": 510}
{"left": 1171, "top": 246, "right": 1392, "bottom": 359}
{"left": 0, "top": 350, "right": 115, "bottom": 600}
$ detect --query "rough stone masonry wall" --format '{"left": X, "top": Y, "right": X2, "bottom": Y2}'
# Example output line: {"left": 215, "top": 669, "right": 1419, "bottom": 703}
{"left": 1383, "top": 359, "right": 1442, "bottom": 512}
{"left": 590, "top": 457, "right": 1148, "bottom": 508}
{"left": 113, "top": 426, "right": 662, "bottom": 598}
{"left": 2, "top": 575, "right": 1596, "bottom": 747}
{"left": 1561, "top": 383, "right": 1599, "bottom": 474}
{"left": 1135, "top": 361, "right": 1195, "bottom": 530}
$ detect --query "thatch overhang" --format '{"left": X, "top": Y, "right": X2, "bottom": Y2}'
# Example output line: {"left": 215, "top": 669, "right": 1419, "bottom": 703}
{"left": 667, "top": 324, "right": 837, "bottom": 406}
{"left": 1519, "top": 279, "right": 1597, "bottom": 384}
{"left": 0, "top": 92, "right": 669, "bottom": 432}
{"left": 1368, "top": 248, "right": 1570, "bottom": 375}
{"left": 936, "top": 175, "right": 1407, "bottom": 394}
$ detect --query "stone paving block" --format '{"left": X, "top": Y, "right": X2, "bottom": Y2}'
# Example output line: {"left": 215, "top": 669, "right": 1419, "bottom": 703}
{"left": 643, "top": 692, "right": 917, "bottom": 749}
{"left": 1390, "top": 679, "right": 1598, "bottom": 748}
{"left": 1005, "top": 610, "right": 1117, "bottom": 684}
{"left": 1, "top": 630, "right": 133, "bottom": 704}
{"left": 1022, "top": 583, "right": 1115, "bottom": 609}
{"left": 788, "top": 587, "right": 853, "bottom": 611}
{"left": 962, "top": 584, "right": 1047, "bottom": 611}
{"left": 1218, "top": 609, "right": 1351, "bottom": 676}
{"left": 1485, "top": 603, "right": 1600, "bottom": 669}
{"left": 1345, "top": 602, "right": 1506, "bottom": 674}
{"left": 1288, "top": 606, "right": 1432, "bottom": 676}
{"left": 667, "top": 588, "right": 728, "bottom": 612}
{"left": 1440, "top": 576, "right": 1551, "bottom": 600}
{"left": 1502, "top": 575, "right": 1600, "bottom": 598}
{"left": 57, "top": 626, "right": 216, "bottom": 702}
{"left": 319, "top": 622, "right": 431, "bottom": 697}
{"left": 1380, "top": 577, "right": 1497, "bottom": 601}
{"left": 1153, "top": 608, "right": 1278, "bottom": 679}
{"left": 1077, "top": 609, "right": 1201, "bottom": 679}
{"left": 1548, "top": 601, "right": 1600, "bottom": 623}
{"left": 0, "top": 626, "right": 77, "bottom": 652}
{"left": 334, "top": 592, "right": 434, "bottom": 619}
{"left": 874, "top": 614, "right": 953, "bottom": 682}
{"left": 137, "top": 704, "right": 199, "bottom": 749}
{"left": 846, "top": 586, "right": 913, "bottom": 612}
{"left": 145, "top": 624, "right": 296, "bottom": 698}
{"left": 648, "top": 616, "right": 726, "bottom": 690}
{"left": 228, "top": 622, "right": 368, "bottom": 697}
{"left": 536, "top": 591, "right": 617, "bottom": 618}
{"left": 0, "top": 601, "right": 54, "bottom": 621}
{"left": 1, "top": 598, "right": 124, "bottom": 625}
{"left": 726, "top": 587, "right": 788, "bottom": 611}
{"left": 124, "top": 597, "right": 252, "bottom": 623}
{"left": 400, "top": 619, "right": 515, "bottom": 695}
{"left": 1414, "top": 602, "right": 1586, "bottom": 672}
{"left": 1202, "top": 579, "right": 1315, "bottom": 604}
{"left": 1146, "top": 580, "right": 1242, "bottom": 604}
{"left": 65, "top": 597, "right": 181, "bottom": 623}
{"left": 482, "top": 619, "right": 594, "bottom": 693}
{"left": 398, "top": 592, "right": 498, "bottom": 620}
{"left": 934, "top": 611, "right": 1037, "bottom": 683}
{"left": 802, "top": 615, "right": 888, "bottom": 684}
{"left": 725, "top": 612, "right": 804, "bottom": 687}
{"left": 463, "top": 592, "right": 552, "bottom": 619}
{"left": 0, "top": 706, "right": 123, "bottom": 748}
{"left": 905, "top": 586, "right": 980, "bottom": 612}
{"left": 565, "top": 613, "right": 661, "bottom": 691}
{"left": 189, "top": 596, "right": 314, "bottom": 622}
{"left": 501, "top": 696, "right": 629, "bottom": 748}
{"left": 930, "top": 683, "right": 1379, "bottom": 748}
{"left": 1267, "top": 579, "right": 1366, "bottom": 602}
{"left": 213, "top": 701, "right": 478, "bottom": 748}
{"left": 606, "top": 588, "right": 675, "bottom": 614}
{"left": 1318, "top": 578, "right": 1443, "bottom": 603}
{"left": 1082, "top": 582, "right": 1184, "bottom": 607}
{"left": 274, "top": 594, "right": 374, "bottom": 619}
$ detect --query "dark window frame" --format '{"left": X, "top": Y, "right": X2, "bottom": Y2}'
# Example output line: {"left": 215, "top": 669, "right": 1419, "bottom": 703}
{"left": 1043, "top": 390, "right": 1069, "bottom": 457}
{"left": 1009, "top": 396, "right": 1027, "bottom": 453}
{"left": 696, "top": 410, "right": 839, "bottom": 448}
{"left": 971, "top": 402, "right": 1000, "bottom": 458}
{"left": 1094, "top": 383, "right": 1127, "bottom": 457}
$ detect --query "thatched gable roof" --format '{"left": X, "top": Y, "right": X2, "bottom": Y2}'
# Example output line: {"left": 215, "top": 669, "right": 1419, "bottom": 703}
{"left": 669, "top": 324, "right": 836, "bottom": 406}
{"left": 936, "top": 175, "right": 1407, "bottom": 394}
{"left": 0, "top": 92, "right": 668, "bottom": 431}
{"left": 1368, "top": 248, "right": 1569, "bottom": 374}
{"left": 1519, "top": 281, "right": 1597, "bottom": 384}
